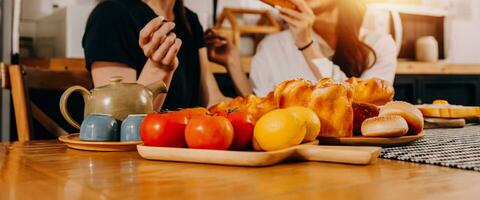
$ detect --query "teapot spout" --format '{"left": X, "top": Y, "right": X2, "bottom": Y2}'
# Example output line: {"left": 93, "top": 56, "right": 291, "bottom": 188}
{"left": 146, "top": 80, "right": 168, "bottom": 97}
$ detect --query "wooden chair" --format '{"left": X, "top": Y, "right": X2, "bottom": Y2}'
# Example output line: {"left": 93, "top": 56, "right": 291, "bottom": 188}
{"left": 1, "top": 63, "right": 86, "bottom": 141}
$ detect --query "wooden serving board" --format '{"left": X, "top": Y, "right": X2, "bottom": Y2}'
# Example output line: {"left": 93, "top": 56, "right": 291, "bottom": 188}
{"left": 425, "top": 118, "right": 466, "bottom": 129}
{"left": 59, "top": 134, "right": 142, "bottom": 152}
{"left": 318, "top": 132, "right": 424, "bottom": 147}
{"left": 417, "top": 105, "right": 480, "bottom": 119}
{"left": 137, "top": 141, "right": 381, "bottom": 167}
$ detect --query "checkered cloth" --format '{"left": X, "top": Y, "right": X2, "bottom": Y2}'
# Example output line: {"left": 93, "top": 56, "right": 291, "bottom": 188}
{"left": 381, "top": 125, "right": 480, "bottom": 172}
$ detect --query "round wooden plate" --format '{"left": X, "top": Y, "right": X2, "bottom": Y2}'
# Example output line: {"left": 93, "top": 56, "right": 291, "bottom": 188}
{"left": 58, "top": 134, "right": 142, "bottom": 152}
{"left": 317, "top": 132, "right": 424, "bottom": 147}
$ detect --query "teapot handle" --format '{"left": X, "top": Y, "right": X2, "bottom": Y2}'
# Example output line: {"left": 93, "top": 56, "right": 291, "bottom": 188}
{"left": 59, "top": 86, "right": 91, "bottom": 129}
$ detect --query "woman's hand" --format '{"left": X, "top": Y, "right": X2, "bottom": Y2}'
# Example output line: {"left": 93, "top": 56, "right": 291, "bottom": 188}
{"left": 277, "top": 0, "right": 315, "bottom": 48}
{"left": 139, "top": 16, "right": 182, "bottom": 72}
{"left": 204, "top": 29, "right": 238, "bottom": 67}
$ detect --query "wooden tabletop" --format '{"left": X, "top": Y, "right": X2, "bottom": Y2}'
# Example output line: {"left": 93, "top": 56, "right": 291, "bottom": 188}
{"left": 1, "top": 141, "right": 480, "bottom": 199}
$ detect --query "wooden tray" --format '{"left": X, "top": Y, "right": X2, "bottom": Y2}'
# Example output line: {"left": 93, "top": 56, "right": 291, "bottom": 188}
{"left": 425, "top": 118, "right": 466, "bottom": 129}
{"left": 137, "top": 141, "right": 381, "bottom": 167}
{"left": 318, "top": 132, "right": 424, "bottom": 147}
{"left": 59, "top": 134, "right": 142, "bottom": 152}
{"left": 417, "top": 105, "right": 480, "bottom": 119}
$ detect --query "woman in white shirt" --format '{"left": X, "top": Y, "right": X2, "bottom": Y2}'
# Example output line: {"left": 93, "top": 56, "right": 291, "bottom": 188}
{"left": 206, "top": 0, "right": 397, "bottom": 97}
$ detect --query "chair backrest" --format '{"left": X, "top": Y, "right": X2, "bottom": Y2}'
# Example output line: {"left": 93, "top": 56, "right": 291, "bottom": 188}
{"left": 7, "top": 64, "right": 32, "bottom": 142}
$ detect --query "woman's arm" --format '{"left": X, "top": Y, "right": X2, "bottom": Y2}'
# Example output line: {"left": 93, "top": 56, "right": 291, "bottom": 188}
{"left": 90, "top": 17, "right": 182, "bottom": 111}
{"left": 204, "top": 29, "right": 253, "bottom": 96}
{"left": 223, "top": 49, "right": 253, "bottom": 96}
{"left": 198, "top": 47, "right": 232, "bottom": 107}
{"left": 277, "top": 0, "right": 326, "bottom": 80}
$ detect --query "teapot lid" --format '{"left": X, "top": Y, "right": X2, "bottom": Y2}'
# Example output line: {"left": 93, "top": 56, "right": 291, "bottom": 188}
{"left": 110, "top": 76, "right": 123, "bottom": 83}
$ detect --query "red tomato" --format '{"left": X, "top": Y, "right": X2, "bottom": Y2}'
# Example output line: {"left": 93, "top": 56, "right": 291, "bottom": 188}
{"left": 185, "top": 115, "right": 234, "bottom": 150}
{"left": 140, "top": 113, "right": 186, "bottom": 147}
{"left": 227, "top": 112, "right": 255, "bottom": 150}
{"left": 165, "top": 111, "right": 188, "bottom": 125}
{"left": 176, "top": 107, "right": 209, "bottom": 121}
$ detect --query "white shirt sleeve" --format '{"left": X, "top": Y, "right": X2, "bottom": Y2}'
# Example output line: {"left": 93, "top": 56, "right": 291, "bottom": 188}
{"left": 360, "top": 34, "right": 397, "bottom": 85}
{"left": 249, "top": 40, "right": 276, "bottom": 97}
{"left": 311, "top": 58, "right": 348, "bottom": 82}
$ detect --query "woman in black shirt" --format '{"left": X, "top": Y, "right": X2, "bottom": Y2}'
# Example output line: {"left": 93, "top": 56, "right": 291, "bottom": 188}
{"left": 83, "top": 0, "right": 229, "bottom": 110}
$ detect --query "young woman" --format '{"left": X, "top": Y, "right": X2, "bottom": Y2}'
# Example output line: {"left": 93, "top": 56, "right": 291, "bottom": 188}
{"left": 83, "top": 0, "right": 229, "bottom": 110}
{"left": 207, "top": 0, "right": 397, "bottom": 97}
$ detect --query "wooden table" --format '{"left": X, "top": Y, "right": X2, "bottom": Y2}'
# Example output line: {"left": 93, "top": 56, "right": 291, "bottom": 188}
{"left": 1, "top": 141, "right": 480, "bottom": 199}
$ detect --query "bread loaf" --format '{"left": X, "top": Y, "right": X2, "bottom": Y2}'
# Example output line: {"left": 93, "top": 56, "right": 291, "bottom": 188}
{"left": 380, "top": 101, "right": 424, "bottom": 134}
{"left": 361, "top": 116, "right": 408, "bottom": 137}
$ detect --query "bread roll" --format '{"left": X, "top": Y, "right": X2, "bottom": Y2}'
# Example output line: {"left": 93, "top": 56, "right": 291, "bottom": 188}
{"left": 379, "top": 101, "right": 424, "bottom": 134}
{"left": 361, "top": 116, "right": 408, "bottom": 137}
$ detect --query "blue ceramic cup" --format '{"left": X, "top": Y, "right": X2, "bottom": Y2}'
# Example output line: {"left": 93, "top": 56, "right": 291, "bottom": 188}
{"left": 120, "top": 114, "right": 146, "bottom": 142}
{"left": 80, "top": 114, "right": 119, "bottom": 141}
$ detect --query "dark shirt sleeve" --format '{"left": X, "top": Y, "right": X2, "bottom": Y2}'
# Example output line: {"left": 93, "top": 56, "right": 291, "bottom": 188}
{"left": 189, "top": 12, "right": 206, "bottom": 49}
{"left": 82, "top": 1, "right": 138, "bottom": 71}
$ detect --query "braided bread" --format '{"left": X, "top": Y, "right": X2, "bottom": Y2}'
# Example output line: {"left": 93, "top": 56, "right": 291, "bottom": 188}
{"left": 209, "top": 78, "right": 394, "bottom": 137}
{"left": 346, "top": 77, "right": 394, "bottom": 106}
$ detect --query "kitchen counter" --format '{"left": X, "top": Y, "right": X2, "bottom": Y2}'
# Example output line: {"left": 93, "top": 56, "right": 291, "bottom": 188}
{"left": 396, "top": 61, "right": 480, "bottom": 75}
{"left": 20, "top": 58, "right": 480, "bottom": 76}
{"left": 1, "top": 135, "right": 480, "bottom": 199}
{"left": 210, "top": 58, "right": 480, "bottom": 75}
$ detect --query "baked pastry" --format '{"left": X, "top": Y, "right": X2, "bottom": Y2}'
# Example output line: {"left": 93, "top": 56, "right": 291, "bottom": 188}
{"left": 379, "top": 101, "right": 424, "bottom": 134}
{"left": 260, "top": 0, "right": 297, "bottom": 10}
{"left": 273, "top": 79, "right": 313, "bottom": 108}
{"left": 209, "top": 78, "right": 396, "bottom": 138}
{"left": 346, "top": 77, "right": 394, "bottom": 106}
{"left": 209, "top": 94, "right": 277, "bottom": 121}
{"left": 307, "top": 79, "right": 353, "bottom": 137}
{"left": 361, "top": 116, "right": 409, "bottom": 137}
{"left": 210, "top": 78, "right": 354, "bottom": 137}
{"left": 353, "top": 102, "right": 380, "bottom": 134}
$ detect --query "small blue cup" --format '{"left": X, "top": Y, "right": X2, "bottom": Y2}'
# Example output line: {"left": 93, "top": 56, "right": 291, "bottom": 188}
{"left": 120, "top": 114, "right": 146, "bottom": 142}
{"left": 80, "top": 114, "right": 119, "bottom": 141}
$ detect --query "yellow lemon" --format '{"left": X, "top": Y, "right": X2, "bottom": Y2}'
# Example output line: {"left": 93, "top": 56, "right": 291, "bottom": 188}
{"left": 286, "top": 106, "right": 321, "bottom": 142}
{"left": 254, "top": 109, "right": 306, "bottom": 151}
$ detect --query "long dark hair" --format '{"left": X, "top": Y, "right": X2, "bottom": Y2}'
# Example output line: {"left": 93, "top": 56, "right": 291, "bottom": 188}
{"left": 174, "top": 0, "right": 192, "bottom": 36}
{"left": 331, "top": 0, "right": 376, "bottom": 77}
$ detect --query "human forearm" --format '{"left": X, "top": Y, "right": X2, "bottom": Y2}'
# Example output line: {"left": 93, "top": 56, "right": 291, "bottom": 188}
{"left": 225, "top": 52, "right": 253, "bottom": 96}
{"left": 199, "top": 48, "right": 228, "bottom": 107}
{"left": 301, "top": 43, "right": 326, "bottom": 80}
{"left": 138, "top": 59, "right": 175, "bottom": 111}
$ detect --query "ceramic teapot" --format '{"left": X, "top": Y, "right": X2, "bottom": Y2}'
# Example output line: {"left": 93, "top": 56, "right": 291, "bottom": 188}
{"left": 60, "top": 76, "right": 167, "bottom": 129}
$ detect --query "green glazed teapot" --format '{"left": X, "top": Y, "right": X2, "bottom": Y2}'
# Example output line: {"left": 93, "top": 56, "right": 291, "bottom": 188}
{"left": 60, "top": 76, "right": 167, "bottom": 129}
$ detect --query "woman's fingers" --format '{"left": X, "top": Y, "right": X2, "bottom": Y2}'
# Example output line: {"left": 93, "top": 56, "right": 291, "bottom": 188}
{"left": 204, "top": 31, "right": 227, "bottom": 42}
{"left": 290, "top": 0, "right": 314, "bottom": 15}
{"left": 278, "top": 6, "right": 303, "bottom": 20}
{"left": 206, "top": 38, "right": 227, "bottom": 46}
{"left": 139, "top": 16, "right": 165, "bottom": 47}
{"left": 151, "top": 33, "right": 177, "bottom": 63}
{"left": 161, "top": 38, "right": 182, "bottom": 70}
{"left": 142, "top": 22, "right": 176, "bottom": 57}
{"left": 279, "top": 13, "right": 299, "bottom": 27}
{"left": 140, "top": 21, "right": 175, "bottom": 49}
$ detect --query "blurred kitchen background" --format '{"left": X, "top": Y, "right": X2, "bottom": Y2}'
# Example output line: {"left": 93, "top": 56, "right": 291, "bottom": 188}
{"left": 0, "top": 0, "right": 479, "bottom": 141}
